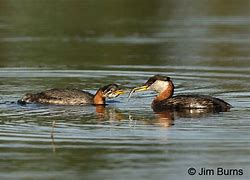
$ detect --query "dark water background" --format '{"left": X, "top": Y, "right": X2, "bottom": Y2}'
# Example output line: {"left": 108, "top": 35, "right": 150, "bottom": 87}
{"left": 0, "top": 0, "right": 250, "bottom": 179}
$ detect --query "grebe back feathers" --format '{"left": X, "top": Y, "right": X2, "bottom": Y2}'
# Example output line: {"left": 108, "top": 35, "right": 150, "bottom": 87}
{"left": 18, "top": 84, "right": 124, "bottom": 105}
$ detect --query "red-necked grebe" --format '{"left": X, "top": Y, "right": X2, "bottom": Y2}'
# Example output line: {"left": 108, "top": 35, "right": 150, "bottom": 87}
{"left": 129, "top": 75, "right": 232, "bottom": 112}
{"left": 18, "top": 84, "right": 124, "bottom": 105}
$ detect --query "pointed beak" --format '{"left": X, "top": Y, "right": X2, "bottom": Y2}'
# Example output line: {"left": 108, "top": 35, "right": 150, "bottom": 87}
{"left": 105, "top": 89, "right": 125, "bottom": 98}
{"left": 115, "top": 89, "right": 125, "bottom": 95}
{"left": 128, "top": 85, "right": 149, "bottom": 100}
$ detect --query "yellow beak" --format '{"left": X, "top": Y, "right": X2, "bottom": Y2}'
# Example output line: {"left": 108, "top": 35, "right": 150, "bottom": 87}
{"left": 115, "top": 89, "right": 126, "bottom": 95}
{"left": 128, "top": 85, "right": 149, "bottom": 100}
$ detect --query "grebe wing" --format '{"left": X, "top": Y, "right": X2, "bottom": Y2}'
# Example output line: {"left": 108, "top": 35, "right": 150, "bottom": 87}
{"left": 19, "top": 88, "right": 95, "bottom": 105}
{"left": 40, "top": 89, "right": 94, "bottom": 99}
{"left": 153, "top": 95, "right": 232, "bottom": 111}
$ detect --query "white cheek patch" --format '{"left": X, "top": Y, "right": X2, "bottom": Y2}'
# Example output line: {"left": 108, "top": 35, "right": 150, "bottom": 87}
{"left": 105, "top": 92, "right": 119, "bottom": 99}
{"left": 150, "top": 80, "right": 170, "bottom": 93}
{"left": 107, "top": 93, "right": 118, "bottom": 98}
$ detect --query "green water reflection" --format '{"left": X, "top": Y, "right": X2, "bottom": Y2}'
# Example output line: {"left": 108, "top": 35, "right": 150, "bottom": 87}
{"left": 0, "top": 0, "right": 249, "bottom": 68}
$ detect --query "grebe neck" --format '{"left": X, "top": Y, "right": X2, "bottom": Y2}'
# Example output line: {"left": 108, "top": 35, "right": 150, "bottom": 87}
{"left": 93, "top": 90, "right": 105, "bottom": 105}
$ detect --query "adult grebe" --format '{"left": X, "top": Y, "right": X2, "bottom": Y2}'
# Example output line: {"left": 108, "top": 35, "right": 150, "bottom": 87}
{"left": 18, "top": 84, "right": 124, "bottom": 105}
{"left": 129, "top": 75, "right": 232, "bottom": 112}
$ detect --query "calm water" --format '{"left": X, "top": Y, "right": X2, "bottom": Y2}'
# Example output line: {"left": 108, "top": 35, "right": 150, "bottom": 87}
{"left": 0, "top": 0, "right": 250, "bottom": 180}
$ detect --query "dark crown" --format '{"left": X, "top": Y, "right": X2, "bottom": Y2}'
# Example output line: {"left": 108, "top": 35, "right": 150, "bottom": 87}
{"left": 144, "top": 75, "right": 170, "bottom": 85}
{"left": 101, "top": 84, "right": 119, "bottom": 93}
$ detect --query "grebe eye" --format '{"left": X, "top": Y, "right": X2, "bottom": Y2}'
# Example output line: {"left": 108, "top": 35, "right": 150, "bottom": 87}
{"left": 165, "top": 77, "right": 170, "bottom": 81}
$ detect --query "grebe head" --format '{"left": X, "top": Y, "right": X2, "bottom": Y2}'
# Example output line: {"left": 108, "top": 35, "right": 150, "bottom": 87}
{"left": 144, "top": 75, "right": 171, "bottom": 93}
{"left": 128, "top": 75, "right": 174, "bottom": 99}
{"left": 100, "top": 84, "right": 125, "bottom": 98}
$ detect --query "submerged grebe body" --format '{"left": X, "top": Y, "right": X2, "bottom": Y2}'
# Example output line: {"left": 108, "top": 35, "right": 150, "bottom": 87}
{"left": 18, "top": 84, "right": 124, "bottom": 105}
{"left": 129, "top": 75, "right": 232, "bottom": 112}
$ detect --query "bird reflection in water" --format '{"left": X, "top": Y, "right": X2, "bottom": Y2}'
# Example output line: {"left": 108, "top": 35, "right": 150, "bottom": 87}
{"left": 95, "top": 105, "right": 124, "bottom": 122}
{"left": 154, "top": 108, "right": 220, "bottom": 127}
{"left": 49, "top": 105, "right": 220, "bottom": 152}
{"left": 128, "top": 108, "right": 224, "bottom": 128}
{"left": 154, "top": 111, "right": 175, "bottom": 127}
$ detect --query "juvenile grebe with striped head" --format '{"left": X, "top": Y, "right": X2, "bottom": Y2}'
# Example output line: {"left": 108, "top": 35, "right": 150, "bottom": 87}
{"left": 129, "top": 75, "right": 232, "bottom": 112}
{"left": 18, "top": 84, "right": 124, "bottom": 105}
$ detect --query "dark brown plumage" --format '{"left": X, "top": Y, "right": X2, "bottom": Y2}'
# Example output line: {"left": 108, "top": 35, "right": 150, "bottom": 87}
{"left": 152, "top": 95, "right": 232, "bottom": 112}
{"left": 18, "top": 84, "right": 124, "bottom": 105}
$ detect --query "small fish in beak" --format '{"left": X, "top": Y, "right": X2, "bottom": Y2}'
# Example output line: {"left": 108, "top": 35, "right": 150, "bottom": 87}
{"left": 128, "top": 85, "right": 149, "bottom": 101}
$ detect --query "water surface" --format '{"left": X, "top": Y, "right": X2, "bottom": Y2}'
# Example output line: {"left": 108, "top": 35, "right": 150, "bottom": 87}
{"left": 0, "top": 0, "right": 250, "bottom": 179}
